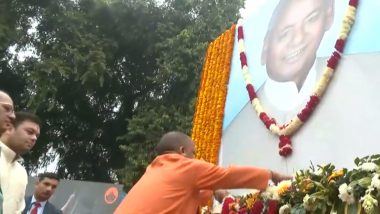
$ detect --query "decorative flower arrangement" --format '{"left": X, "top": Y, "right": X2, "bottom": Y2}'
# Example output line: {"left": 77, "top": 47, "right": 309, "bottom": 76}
{"left": 227, "top": 154, "right": 380, "bottom": 214}
{"left": 237, "top": 0, "right": 359, "bottom": 157}
{"left": 191, "top": 25, "right": 236, "bottom": 164}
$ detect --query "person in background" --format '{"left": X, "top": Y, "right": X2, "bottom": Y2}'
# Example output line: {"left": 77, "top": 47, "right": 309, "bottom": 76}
{"left": 0, "top": 90, "right": 16, "bottom": 213}
{"left": 23, "top": 172, "right": 62, "bottom": 214}
{"left": 0, "top": 90, "right": 15, "bottom": 135}
{"left": 1, "top": 111, "right": 40, "bottom": 213}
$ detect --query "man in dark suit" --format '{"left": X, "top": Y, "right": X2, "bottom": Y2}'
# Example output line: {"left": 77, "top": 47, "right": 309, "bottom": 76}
{"left": 23, "top": 172, "right": 62, "bottom": 214}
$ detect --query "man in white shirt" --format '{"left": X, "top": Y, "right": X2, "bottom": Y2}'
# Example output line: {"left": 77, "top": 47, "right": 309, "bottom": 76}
{"left": 0, "top": 90, "right": 16, "bottom": 213}
{"left": 258, "top": 0, "right": 334, "bottom": 119}
{"left": 0, "top": 111, "right": 41, "bottom": 213}
{"left": 23, "top": 173, "right": 62, "bottom": 214}
{"left": 0, "top": 90, "right": 16, "bottom": 135}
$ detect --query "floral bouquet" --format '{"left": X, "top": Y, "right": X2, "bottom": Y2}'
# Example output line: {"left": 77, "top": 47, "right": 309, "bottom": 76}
{"left": 229, "top": 154, "right": 380, "bottom": 214}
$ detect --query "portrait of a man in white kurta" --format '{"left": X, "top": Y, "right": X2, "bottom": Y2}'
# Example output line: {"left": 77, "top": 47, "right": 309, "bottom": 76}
{"left": 220, "top": 0, "right": 380, "bottom": 180}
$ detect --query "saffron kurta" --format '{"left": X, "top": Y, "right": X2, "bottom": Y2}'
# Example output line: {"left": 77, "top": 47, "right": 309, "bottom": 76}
{"left": 114, "top": 154, "right": 270, "bottom": 214}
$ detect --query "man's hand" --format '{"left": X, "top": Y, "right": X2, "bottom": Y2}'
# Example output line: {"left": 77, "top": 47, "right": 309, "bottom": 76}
{"left": 270, "top": 170, "right": 293, "bottom": 184}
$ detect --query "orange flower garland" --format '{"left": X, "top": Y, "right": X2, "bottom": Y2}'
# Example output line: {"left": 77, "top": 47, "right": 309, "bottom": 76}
{"left": 191, "top": 25, "right": 236, "bottom": 164}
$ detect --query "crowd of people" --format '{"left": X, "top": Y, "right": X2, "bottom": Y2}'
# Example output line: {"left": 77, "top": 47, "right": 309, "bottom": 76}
{"left": 0, "top": 90, "right": 62, "bottom": 214}
{"left": 1, "top": 90, "right": 292, "bottom": 213}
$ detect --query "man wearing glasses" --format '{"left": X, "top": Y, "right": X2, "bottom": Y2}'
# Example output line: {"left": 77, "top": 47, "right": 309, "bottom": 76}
{"left": 0, "top": 90, "right": 16, "bottom": 214}
{"left": 0, "top": 90, "right": 15, "bottom": 135}
{"left": 0, "top": 90, "right": 26, "bottom": 214}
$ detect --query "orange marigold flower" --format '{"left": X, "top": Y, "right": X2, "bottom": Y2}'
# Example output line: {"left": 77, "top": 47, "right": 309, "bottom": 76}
{"left": 277, "top": 180, "right": 292, "bottom": 195}
{"left": 328, "top": 169, "right": 344, "bottom": 182}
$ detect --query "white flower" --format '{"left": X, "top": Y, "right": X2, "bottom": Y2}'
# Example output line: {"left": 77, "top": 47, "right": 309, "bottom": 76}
{"left": 361, "top": 193, "right": 378, "bottom": 214}
{"left": 338, "top": 183, "right": 355, "bottom": 205}
{"left": 360, "top": 163, "right": 378, "bottom": 172}
{"left": 371, "top": 174, "right": 380, "bottom": 189}
{"left": 279, "top": 204, "right": 291, "bottom": 214}
{"left": 262, "top": 186, "right": 279, "bottom": 200}
{"left": 303, "top": 194, "right": 317, "bottom": 211}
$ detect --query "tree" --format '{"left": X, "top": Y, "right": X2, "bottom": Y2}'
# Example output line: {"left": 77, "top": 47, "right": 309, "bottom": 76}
{"left": 119, "top": 0, "right": 243, "bottom": 190}
{"left": 1, "top": 0, "right": 243, "bottom": 187}
{"left": 1, "top": 0, "right": 167, "bottom": 182}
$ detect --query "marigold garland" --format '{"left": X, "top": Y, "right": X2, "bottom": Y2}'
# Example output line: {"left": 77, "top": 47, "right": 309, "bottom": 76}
{"left": 191, "top": 25, "right": 235, "bottom": 164}
{"left": 237, "top": 0, "right": 359, "bottom": 157}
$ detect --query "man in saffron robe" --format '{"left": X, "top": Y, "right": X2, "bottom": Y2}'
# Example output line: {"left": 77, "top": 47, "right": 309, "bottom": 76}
{"left": 114, "top": 131, "right": 291, "bottom": 214}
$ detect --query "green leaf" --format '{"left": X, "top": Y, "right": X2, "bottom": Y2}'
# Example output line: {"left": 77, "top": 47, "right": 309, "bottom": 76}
{"left": 357, "top": 177, "right": 372, "bottom": 188}
{"left": 354, "top": 158, "right": 361, "bottom": 166}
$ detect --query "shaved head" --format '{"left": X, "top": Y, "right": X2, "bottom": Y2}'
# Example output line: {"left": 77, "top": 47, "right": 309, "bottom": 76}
{"left": 156, "top": 131, "right": 196, "bottom": 159}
